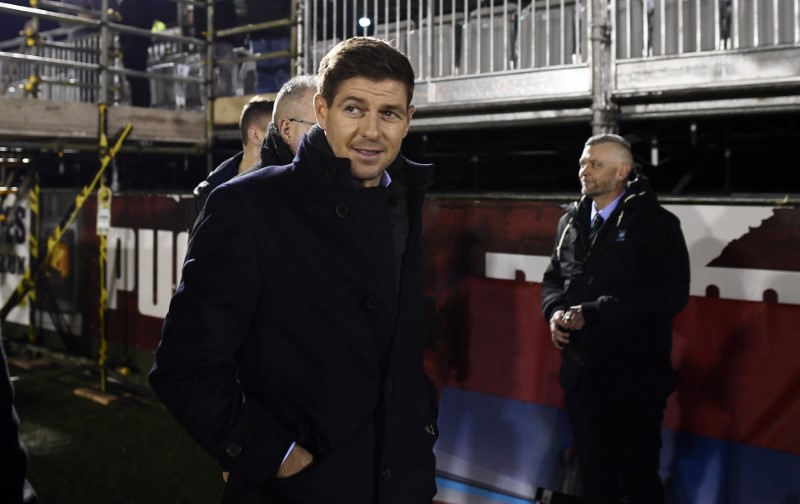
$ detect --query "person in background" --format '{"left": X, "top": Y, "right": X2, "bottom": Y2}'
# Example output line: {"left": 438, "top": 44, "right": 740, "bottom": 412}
{"left": 186, "top": 95, "right": 273, "bottom": 235}
{"left": 244, "top": 0, "right": 291, "bottom": 93}
{"left": 187, "top": 74, "right": 317, "bottom": 235}
{"left": 117, "top": 0, "right": 154, "bottom": 107}
{"left": 1, "top": 334, "right": 38, "bottom": 504}
{"left": 541, "top": 134, "right": 690, "bottom": 503}
{"left": 258, "top": 73, "right": 317, "bottom": 167}
{"left": 150, "top": 37, "right": 438, "bottom": 503}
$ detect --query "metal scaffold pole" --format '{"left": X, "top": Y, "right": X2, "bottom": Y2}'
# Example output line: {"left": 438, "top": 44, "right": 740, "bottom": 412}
{"left": 26, "top": 165, "right": 39, "bottom": 344}
{"left": 205, "top": 0, "right": 214, "bottom": 174}
{"left": 96, "top": 102, "right": 110, "bottom": 394}
{"left": 589, "top": 0, "right": 617, "bottom": 135}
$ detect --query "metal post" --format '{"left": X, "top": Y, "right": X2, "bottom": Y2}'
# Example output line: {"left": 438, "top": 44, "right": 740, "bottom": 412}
{"left": 27, "top": 166, "right": 40, "bottom": 344}
{"left": 205, "top": 0, "right": 214, "bottom": 174}
{"left": 589, "top": 0, "right": 617, "bottom": 134}
{"left": 99, "top": 0, "right": 109, "bottom": 104}
{"left": 28, "top": 1, "right": 41, "bottom": 98}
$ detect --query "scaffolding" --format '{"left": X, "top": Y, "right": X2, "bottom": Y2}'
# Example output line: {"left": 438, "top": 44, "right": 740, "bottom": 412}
{"left": 2, "top": 0, "right": 799, "bottom": 142}
{"left": 0, "top": 0, "right": 301, "bottom": 152}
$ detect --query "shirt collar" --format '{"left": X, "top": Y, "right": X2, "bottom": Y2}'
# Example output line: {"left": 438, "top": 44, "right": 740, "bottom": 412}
{"left": 380, "top": 170, "right": 392, "bottom": 187}
{"left": 591, "top": 190, "right": 626, "bottom": 223}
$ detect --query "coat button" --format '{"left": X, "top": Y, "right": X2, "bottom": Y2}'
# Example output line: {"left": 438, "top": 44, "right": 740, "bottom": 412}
{"left": 325, "top": 166, "right": 337, "bottom": 178}
{"left": 226, "top": 443, "right": 242, "bottom": 457}
{"left": 335, "top": 203, "right": 349, "bottom": 218}
{"left": 381, "top": 468, "right": 392, "bottom": 483}
{"left": 365, "top": 296, "right": 380, "bottom": 310}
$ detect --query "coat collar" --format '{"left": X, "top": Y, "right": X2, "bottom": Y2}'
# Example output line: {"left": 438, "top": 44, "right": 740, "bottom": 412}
{"left": 295, "top": 124, "right": 434, "bottom": 192}
{"left": 259, "top": 122, "right": 295, "bottom": 168}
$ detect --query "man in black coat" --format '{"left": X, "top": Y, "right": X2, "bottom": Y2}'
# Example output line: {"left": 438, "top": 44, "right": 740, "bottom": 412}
{"left": 186, "top": 95, "right": 273, "bottom": 235}
{"left": 541, "top": 134, "right": 690, "bottom": 504}
{"left": 187, "top": 75, "right": 317, "bottom": 235}
{"left": 258, "top": 74, "right": 317, "bottom": 166}
{"left": 151, "top": 37, "right": 438, "bottom": 503}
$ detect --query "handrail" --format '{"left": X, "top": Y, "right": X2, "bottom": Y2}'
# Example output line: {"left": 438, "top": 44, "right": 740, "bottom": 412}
{"left": 0, "top": 50, "right": 201, "bottom": 85}
{"left": 0, "top": 3, "right": 97, "bottom": 28}
{"left": 0, "top": 3, "right": 204, "bottom": 45}
{"left": 216, "top": 18, "right": 295, "bottom": 39}
{"left": 38, "top": 0, "right": 99, "bottom": 17}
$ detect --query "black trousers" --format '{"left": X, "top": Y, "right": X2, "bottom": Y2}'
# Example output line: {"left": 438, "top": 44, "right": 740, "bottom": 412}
{"left": 565, "top": 384, "right": 669, "bottom": 504}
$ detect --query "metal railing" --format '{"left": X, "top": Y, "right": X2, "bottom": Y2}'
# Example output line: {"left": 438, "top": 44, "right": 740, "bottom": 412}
{"left": 2, "top": 0, "right": 797, "bottom": 109}
{"left": 614, "top": 0, "right": 800, "bottom": 58}
{"left": 0, "top": 0, "right": 299, "bottom": 109}
{"left": 298, "top": 0, "right": 798, "bottom": 78}
{"left": 0, "top": 1, "right": 205, "bottom": 107}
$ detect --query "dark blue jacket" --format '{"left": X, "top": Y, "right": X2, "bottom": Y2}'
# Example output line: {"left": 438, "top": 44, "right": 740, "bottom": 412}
{"left": 541, "top": 171, "right": 690, "bottom": 398}
{"left": 187, "top": 151, "right": 243, "bottom": 236}
{"left": 151, "top": 131, "right": 438, "bottom": 503}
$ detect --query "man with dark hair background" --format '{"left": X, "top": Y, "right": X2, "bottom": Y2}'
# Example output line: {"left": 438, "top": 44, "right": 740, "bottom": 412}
{"left": 186, "top": 95, "right": 273, "bottom": 234}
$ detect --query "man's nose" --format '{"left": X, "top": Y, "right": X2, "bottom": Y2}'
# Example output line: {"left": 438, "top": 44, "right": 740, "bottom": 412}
{"left": 360, "top": 113, "right": 380, "bottom": 138}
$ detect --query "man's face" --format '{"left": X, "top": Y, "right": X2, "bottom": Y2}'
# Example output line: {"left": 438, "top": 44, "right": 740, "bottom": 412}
{"left": 578, "top": 143, "right": 629, "bottom": 203}
{"left": 315, "top": 77, "right": 414, "bottom": 187}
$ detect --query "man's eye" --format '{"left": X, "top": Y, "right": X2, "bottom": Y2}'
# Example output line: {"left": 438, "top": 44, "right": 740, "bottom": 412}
{"left": 345, "top": 106, "right": 359, "bottom": 114}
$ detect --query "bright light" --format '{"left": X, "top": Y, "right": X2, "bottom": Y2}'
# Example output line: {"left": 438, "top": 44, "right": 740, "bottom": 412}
{"left": 358, "top": 17, "right": 371, "bottom": 28}
{"left": 23, "top": 158, "right": 30, "bottom": 164}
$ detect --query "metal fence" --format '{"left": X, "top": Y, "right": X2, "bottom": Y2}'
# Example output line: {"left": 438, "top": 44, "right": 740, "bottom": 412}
{"left": 614, "top": 0, "right": 800, "bottom": 58}
{"left": 299, "top": 0, "right": 799, "bottom": 78}
{"left": 2, "top": 0, "right": 797, "bottom": 108}
{"left": 1, "top": 26, "right": 102, "bottom": 102}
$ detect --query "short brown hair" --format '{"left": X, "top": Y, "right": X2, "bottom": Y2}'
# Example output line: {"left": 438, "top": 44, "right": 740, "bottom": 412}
{"left": 239, "top": 96, "right": 273, "bottom": 145}
{"left": 317, "top": 37, "right": 415, "bottom": 107}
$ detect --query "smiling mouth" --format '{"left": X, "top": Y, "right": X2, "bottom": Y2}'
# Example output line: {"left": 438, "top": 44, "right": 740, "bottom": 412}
{"left": 353, "top": 147, "right": 382, "bottom": 158}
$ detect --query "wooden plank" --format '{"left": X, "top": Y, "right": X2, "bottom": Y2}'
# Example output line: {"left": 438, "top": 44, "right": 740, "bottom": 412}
{"left": 213, "top": 93, "right": 275, "bottom": 126}
{"left": 0, "top": 97, "right": 96, "bottom": 140}
{"left": 7, "top": 357, "right": 53, "bottom": 370}
{"left": 108, "top": 105, "right": 206, "bottom": 144}
{"left": 0, "top": 97, "right": 207, "bottom": 145}
{"left": 74, "top": 386, "right": 120, "bottom": 406}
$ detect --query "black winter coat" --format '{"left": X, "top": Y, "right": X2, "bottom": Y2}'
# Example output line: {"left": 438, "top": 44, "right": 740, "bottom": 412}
{"left": 541, "top": 171, "right": 690, "bottom": 398}
{"left": 187, "top": 151, "right": 243, "bottom": 236}
{"left": 151, "top": 132, "right": 438, "bottom": 503}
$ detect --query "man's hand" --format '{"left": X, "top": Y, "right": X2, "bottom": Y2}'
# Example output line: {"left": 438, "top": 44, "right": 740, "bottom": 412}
{"left": 550, "top": 306, "right": 586, "bottom": 349}
{"left": 561, "top": 305, "right": 585, "bottom": 331}
{"left": 277, "top": 444, "right": 314, "bottom": 478}
{"left": 550, "top": 310, "right": 571, "bottom": 350}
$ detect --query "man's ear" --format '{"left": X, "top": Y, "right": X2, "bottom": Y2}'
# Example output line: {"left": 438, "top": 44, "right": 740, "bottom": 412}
{"left": 314, "top": 94, "right": 328, "bottom": 131}
{"left": 403, "top": 105, "right": 416, "bottom": 137}
{"left": 617, "top": 162, "right": 633, "bottom": 181}
{"left": 278, "top": 118, "right": 292, "bottom": 145}
{"left": 247, "top": 125, "right": 263, "bottom": 147}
